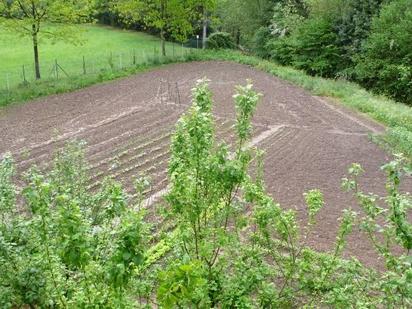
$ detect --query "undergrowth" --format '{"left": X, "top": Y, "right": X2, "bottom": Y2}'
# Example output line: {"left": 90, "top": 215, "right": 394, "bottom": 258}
{"left": 1, "top": 80, "right": 411, "bottom": 308}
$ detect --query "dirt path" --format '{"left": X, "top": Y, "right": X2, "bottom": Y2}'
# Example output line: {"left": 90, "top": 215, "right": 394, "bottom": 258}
{"left": 0, "top": 61, "right": 405, "bottom": 269}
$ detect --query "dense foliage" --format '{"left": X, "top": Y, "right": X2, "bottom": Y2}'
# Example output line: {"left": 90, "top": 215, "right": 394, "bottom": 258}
{"left": 0, "top": 142, "right": 148, "bottom": 307}
{"left": 354, "top": 0, "right": 412, "bottom": 104}
{"left": 211, "top": 0, "right": 411, "bottom": 104}
{"left": 1, "top": 81, "right": 411, "bottom": 307}
{"left": 206, "top": 31, "right": 235, "bottom": 49}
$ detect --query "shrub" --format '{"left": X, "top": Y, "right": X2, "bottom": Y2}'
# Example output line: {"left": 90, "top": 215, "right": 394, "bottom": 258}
{"left": 252, "top": 26, "right": 273, "bottom": 58}
{"left": 354, "top": 0, "right": 412, "bottom": 104}
{"left": 335, "top": 0, "right": 383, "bottom": 56}
{"left": 207, "top": 31, "right": 235, "bottom": 49}
{"left": 0, "top": 142, "right": 148, "bottom": 307}
{"left": 268, "top": 35, "right": 296, "bottom": 65}
{"left": 271, "top": 17, "right": 344, "bottom": 77}
{"left": 268, "top": 0, "right": 386, "bottom": 79}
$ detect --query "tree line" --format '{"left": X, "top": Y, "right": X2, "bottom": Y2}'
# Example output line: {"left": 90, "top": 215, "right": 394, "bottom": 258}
{"left": 98, "top": 0, "right": 412, "bottom": 105}
{"left": 238, "top": 0, "right": 412, "bottom": 105}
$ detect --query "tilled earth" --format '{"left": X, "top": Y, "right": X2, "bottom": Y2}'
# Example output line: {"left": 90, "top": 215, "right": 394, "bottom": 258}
{"left": 1, "top": 61, "right": 407, "bottom": 269}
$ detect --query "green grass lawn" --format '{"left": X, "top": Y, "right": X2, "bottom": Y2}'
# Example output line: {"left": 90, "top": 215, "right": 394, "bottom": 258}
{"left": 0, "top": 24, "right": 183, "bottom": 87}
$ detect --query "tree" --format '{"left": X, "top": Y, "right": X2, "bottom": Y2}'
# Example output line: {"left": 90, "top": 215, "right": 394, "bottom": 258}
{"left": 0, "top": 0, "right": 92, "bottom": 80}
{"left": 354, "top": 0, "right": 412, "bottom": 104}
{"left": 305, "top": 0, "right": 384, "bottom": 68}
{"left": 116, "top": 0, "right": 194, "bottom": 56}
{"left": 94, "top": 0, "right": 118, "bottom": 26}
{"left": 216, "top": 0, "right": 279, "bottom": 47}
{"left": 192, "top": 0, "right": 216, "bottom": 49}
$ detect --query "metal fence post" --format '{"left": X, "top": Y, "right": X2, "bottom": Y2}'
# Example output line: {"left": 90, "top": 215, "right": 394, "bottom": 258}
{"left": 22, "top": 65, "right": 27, "bottom": 83}
{"left": 83, "top": 56, "right": 86, "bottom": 75}
{"left": 55, "top": 59, "right": 59, "bottom": 80}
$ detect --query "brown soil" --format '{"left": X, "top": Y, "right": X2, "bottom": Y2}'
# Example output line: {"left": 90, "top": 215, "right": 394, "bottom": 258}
{"left": 0, "top": 61, "right": 408, "bottom": 269}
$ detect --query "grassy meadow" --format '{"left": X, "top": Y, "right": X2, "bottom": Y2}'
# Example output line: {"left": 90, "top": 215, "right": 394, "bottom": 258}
{"left": 0, "top": 24, "right": 183, "bottom": 88}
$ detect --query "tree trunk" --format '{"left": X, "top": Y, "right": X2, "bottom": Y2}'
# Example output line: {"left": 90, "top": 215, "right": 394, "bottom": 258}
{"left": 160, "top": 28, "right": 166, "bottom": 57}
{"left": 202, "top": 8, "right": 207, "bottom": 49}
{"left": 32, "top": 28, "right": 41, "bottom": 80}
{"left": 160, "top": 0, "right": 166, "bottom": 57}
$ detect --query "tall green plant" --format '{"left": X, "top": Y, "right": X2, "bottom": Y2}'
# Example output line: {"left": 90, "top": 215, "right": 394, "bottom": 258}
{"left": 343, "top": 155, "right": 412, "bottom": 307}
{"left": 0, "top": 142, "right": 148, "bottom": 307}
{"left": 160, "top": 79, "right": 261, "bottom": 306}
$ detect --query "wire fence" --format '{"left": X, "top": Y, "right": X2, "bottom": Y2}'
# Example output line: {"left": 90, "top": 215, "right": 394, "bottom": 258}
{"left": 0, "top": 41, "right": 195, "bottom": 94}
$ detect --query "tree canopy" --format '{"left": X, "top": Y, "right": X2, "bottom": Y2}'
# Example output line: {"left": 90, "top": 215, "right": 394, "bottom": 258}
{"left": 116, "top": 0, "right": 195, "bottom": 55}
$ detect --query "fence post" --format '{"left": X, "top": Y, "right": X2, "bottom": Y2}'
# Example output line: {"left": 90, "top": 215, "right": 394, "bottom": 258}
{"left": 108, "top": 52, "right": 113, "bottom": 70}
{"left": 83, "top": 56, "right": 86, "bottom": 75}
{"left": 173, "top": 43, "right": 175, "bottom": 57}
{"left": 55, "top": 59, "right": 59, "bottom": 80}
{"left": 133, "top": 49, "right": 136, "bottom": 65}
{"left": 22, "top": 65, "right": 27, "bottom": 83}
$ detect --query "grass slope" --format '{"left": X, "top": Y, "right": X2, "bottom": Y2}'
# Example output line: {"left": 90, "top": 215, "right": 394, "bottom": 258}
{"left": 0, "top": 24, "right": 182, "bottom": 87}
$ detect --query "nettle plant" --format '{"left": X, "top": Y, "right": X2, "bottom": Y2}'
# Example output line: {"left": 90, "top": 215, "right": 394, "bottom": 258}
{"left": 343, "top": 155, "right": 412, "bottom": 308}
{"left": 159, "top": 79, "right": 261, "bottom": 307}
{"left": 0, "top": 142, "right": 148, "bottom": 308}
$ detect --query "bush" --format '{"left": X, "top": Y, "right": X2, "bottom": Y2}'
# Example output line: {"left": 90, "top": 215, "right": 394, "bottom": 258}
{"left": 271, "top": 17, "right": 344, "bottom": 77}
{"left": 0, "top": 143, "right": 148, "bottom": 307}
{"left": 206, "top": 32, "right": 235, "bottom": 49}
{"left": 335, "top": 0, "right": 383, "bottom": 56}
{"left": 267, "top": 0, "right": 388, "bottom": 79}
{"left": 268, "top": 35, "right": 295, "bottom": 66}
{"left": 252, "top": 27, "right": 273, "bottom": 58}
{"left": 294, "top": 17, "right": 345, "bottom": 77}
{"left": 354, "top": 0, "right": 412, "bottom": 104}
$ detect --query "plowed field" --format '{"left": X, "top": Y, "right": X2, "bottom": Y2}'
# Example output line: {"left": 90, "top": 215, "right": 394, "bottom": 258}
{"left": 1, "top": 61, "right": 402, "bottom": 268}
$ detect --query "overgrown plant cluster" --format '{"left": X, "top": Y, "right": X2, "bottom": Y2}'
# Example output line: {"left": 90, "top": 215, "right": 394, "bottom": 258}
{"left": 1, "top": 80, "right": 412, "bottom": 308}
{"left": 0, "top": 143, "right": 148, "bottom": 307}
